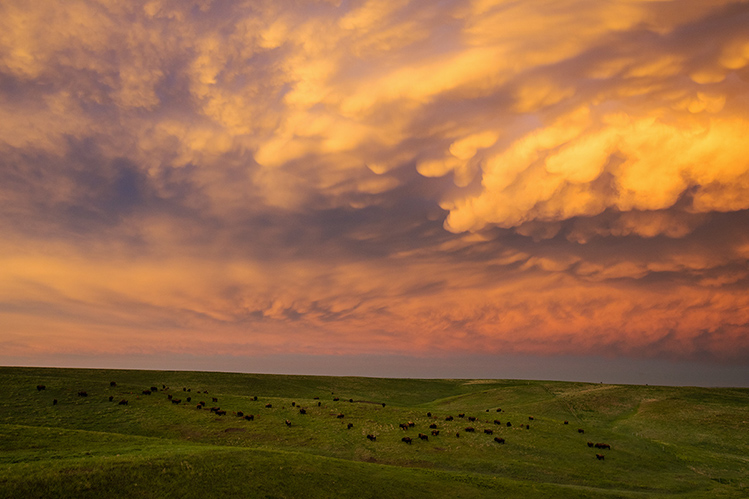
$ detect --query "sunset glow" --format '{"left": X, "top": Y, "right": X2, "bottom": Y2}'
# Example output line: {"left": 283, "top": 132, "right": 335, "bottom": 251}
{"left": 1, "top": 0, "right": 748, "bottom": 382}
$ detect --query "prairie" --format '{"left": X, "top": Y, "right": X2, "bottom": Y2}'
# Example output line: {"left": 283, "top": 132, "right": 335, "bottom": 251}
{"left": 0, "top": 367, "right": 746, "bottom": 498}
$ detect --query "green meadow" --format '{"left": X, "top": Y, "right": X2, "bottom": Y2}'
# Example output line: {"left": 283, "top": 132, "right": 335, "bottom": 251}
{"left": 0, "top": 367, "right": 746, "bottom": 498}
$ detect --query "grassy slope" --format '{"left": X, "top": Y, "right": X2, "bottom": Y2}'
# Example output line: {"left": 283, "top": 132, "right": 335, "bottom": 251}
{"left": 0, "top": 367, "right": 746, "bottom": 498}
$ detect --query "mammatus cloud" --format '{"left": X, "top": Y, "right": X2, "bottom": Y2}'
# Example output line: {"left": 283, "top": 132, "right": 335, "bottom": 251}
{"left": 1, "top": 0, "right": 748, "bottom": 365}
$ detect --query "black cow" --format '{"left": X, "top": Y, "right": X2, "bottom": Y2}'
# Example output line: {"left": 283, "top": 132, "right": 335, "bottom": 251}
{"left": 468, "top": 416, "right": 476, "bottom": 422}
{"left": 496, "top": 408, "right": 502, "bottom": 412}
{"left": 337, "top": 413, "right": 345, "bottom": 419}
{"left": 118, "top": 399, "right": 128, "bottom": 405}
{"left": 494, "top": 437, "right": 505, "bottom": 444}
{"left": 528, "top": 416, "right": 534, "bottom": 421}
{"left": 291, "top": 402, "right": 296, "bottom": 407}
{"left": 347, "top": 423, "right": 354, "bottom": 429}
{"left": 429, "top": 424, "right": 437, "bottom": 429}
{"left": 381, "top": 403, "right": 386, "bottom": 407}
{"left": 595, "top": 443, "right": 611, "bottom": 450}
{"left": 349, "top": 399, "right": 353, "bottom": 403}
{"left": 401, "top": 437, "right": 412, "bottom": 444}
{"left": 458, "top": 413, "right": 465, "bottom": 418}
{"left": 237, "top": 411, "right": 244, "bottom": 417}
{"left": 52, "top": 399, "right": 57, "bottom": 405}
{"left": 587, "top": 442, "right": 594, "bottom": 447}
{"left": 244, "top": 414, "right": 254, "bottom": 421}
{"left": 216, "top": 410, "right": 226, "bottom": 416}
{"left": 484, "top": 429, "right": 493, "bottom": 435}
{"left": 37, "top": 385, "right": 46, "bottom": 391}
{"left": 285, "top": 420, "right": 292, "bottom": 427}
{"left": 167, "top": 394, "right": 173, "bottom": 400}
{"left": 494, "top": 420, "right": 501, "bottom": 425}
{"left": 150, "top": 386, "right": 158, "bottom": 392}
{"left": 199, "top": 401, "right": 206, "bottom": 406}
{"left": 464, "top": 427, "right": 475, "bottom": 432}
{"left": 407, "top": 421, "right": 415, "bottom": 427}
{"left": 78, "top": 391, "right": 88, "bottom": 397}
{"left": 186, "top": 397, "right": 191, "bottom": 402}
{"left": 418, "top": 433, "right": 428, "bottom": 441}
{"left": 563, "top": 420, "right": 569, "bottom": 425}
{"left": 333, "top": 397, "right": 339, "bottom": 401}
{"left": 525, "top": 424, "right": 530, "bottom": 430}
{"left": 210, "top": 406, "right": 220, "bottom": 413}
{"left": 313, "top": 397, "right": 319, "bottom": 400}
{"left": 109, "top": 396, "right": 114, "bottom": 402}
{"left": 367, "top": 434, "right": 376, "bottom": 441}
{"left": 578, "top": 429, "right": 585, "bottom": 434}
{"left": 399, "top": 423, "right": 409, "bottom": 430}
{"left": 253, "top": 396, "right": 258, "bottom": 401}
{"left": 445, "top": 416, "right": 454, "bottom": 421}
{"left": 212, "top": 397, "right": 218, "bottom": 403}
{"left": 142, "top": 390, "right": 151, "bottom": 395}
{"left": 596, "top": 454, "right": 605, "bottom": 460}
{"left": 318, "top": 402, "right": 321, "bottom": 407}
{"left": 265, "top": 404, "right": 273, "bottom": 408}
{"left": 299, "top": 408, "right": 307, "bottom": 415}
{"left": 426, "top": 412, "right": 432, "bottom": 417}
{"left": 196, "top": 404, "right": 203, "bottom": 409}
{"left": 110, "top": 381, "right": 117, "bottom": 387}
{"left": 431, "top": 430, "right": 439, "bottom": 436}
{"left": 172, "top": 399, "right": 181, "bottom": 404}
{"left": 506, "top": 422, "right": 512, "bottom": 427}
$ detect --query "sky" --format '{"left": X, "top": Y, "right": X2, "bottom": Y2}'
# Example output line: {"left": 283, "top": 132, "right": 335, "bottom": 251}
{"left": 1, "top": 0, "right": 748, "bottom": 386}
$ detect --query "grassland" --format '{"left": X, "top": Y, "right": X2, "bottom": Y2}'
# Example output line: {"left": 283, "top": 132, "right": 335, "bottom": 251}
{"left": 0, "top": 367, "right": 746, "bottom": 498}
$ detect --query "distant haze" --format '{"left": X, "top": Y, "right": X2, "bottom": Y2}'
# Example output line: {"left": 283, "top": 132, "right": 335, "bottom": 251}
{"left": 1, "top": 1, "right": 748, "bottom": 385}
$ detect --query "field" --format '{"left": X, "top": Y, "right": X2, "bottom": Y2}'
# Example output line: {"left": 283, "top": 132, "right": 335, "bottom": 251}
{"left": 0, "top": 367, "right": 746, "bottom": 498}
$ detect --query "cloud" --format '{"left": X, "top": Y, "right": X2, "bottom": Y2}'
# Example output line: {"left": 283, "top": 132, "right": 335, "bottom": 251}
{"left": 1, "top": 0, "right": 748, "bottom": 367}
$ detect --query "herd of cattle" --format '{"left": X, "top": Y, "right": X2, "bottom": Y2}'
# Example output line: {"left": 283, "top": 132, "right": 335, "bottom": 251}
{"left": 34, "top": 382, "right": 612, "bottom": 460}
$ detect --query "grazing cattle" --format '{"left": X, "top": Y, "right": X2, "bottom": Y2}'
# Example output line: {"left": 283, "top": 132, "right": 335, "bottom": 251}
{"left": 494, "top": 437, "right": 505, "bottom": 444}
{"left": 299, "top": 408, "right": 306, "bottom": 415}
{"left": 318, "top": 402, "right": 321, "bottom": 407}
{"left": 399, "top": 423, "right": 409, "bottom": 430}
{"left": 109, "top": 396, "right": 114, "bottom": 402}
{"left": 563, "top": 420, "right": 569, "bottom": 425}
{"left": 382, "top": 403, "right": 386, "bottom": 407}
{"left": 215, "top": 410, "right": 226, "bottom": 416}
{"left": 578, "top": 429, "right": 585, "bottom": 434}
{"left": 167, "top": 394, "right": 173, "bottom": 400}
{"left": 110, "top": 381, "right": 117, "bottom": 387}
{"left": 237, "top": 411, "right": 244, "bottom": 417}
{"left": 349, "top": 399, "right": 353, "bottom": 403}
{"left": 196, "top": 404, "right": 203, "bottom": 409}
{"left": 210, "top": 406, "right": 220, "bottom": 413}
{"left": 506, "top": 422, "right": 512, "bottom": 427}
{"left": 186, "top": 397, "right": 191, "bottom": 402}
{"left": 199, "top": 401, "right": 206, "bottom": 406}
{"left": 37, "top": 385, "right": 46, "bottom": 391}
{"left": 426, "top": 412, "right": 432, "bottom": 417}
{"left": 78, "top": 391, "right": 88, "bottom": 397}
{"left": 595, "top": 443, "right": 611, "bottom": 450}
{"left": 172, "top": 399, "right": 181, "bottom": 404}
{"left": 265, "top": 404, "right": 273, "bottom": 408}
{"left": 418, "top": 433, "right": 428, "bottom": 441}
{"left": 429, "top": 424, "right": 437, "bottom": 429}
{"left": 408, "top": 421, "right": 415, "bottom": 427}
{"left": 468, "top": 416, "right": 476, "bottom": 422}
{"left": 253, "top": 396, "right": 258, "bottom": 401}
{"left": 587, "top": 442, "right": 594, "bottom": 448}
{"left": 333, "top": 397, "right": 339, "bottom": 401}
{"left": 458, "top": 413, "right": 465, "bottom": 418}
{"left": 494, "top": 420, "right": 501, "bottom": 425}
{"left": 465, "top": 427, "right": 475, "bottom": 432}
{"left": 314, "top": 397, "right": 319, "bottom": 400}
{"left": 212, "top": 397, "right": 218, "bottom": 403}
{"left": 528, "top": 416, "right": 534, "bottom": 421}
{"left": 150, "top": 386, "right": 158, "bottom": 392}
{"left": 445, "top": 416, "right": 454, "bottom": 421}
{"left": 431, "top": 430, "right": 439, "bottom": 436}
{"left": 596, "top": 454, "right": 605, "bottom": 460}
{"left": 367, "top": 434, "right": 376, "bottom": 441}
{"left": 244, "top": 415, "right": 254, "bottom": 421}
{"left": 285, "top": 420, "right": 292, "bottom": 427}
{"left": 142, "top": 390, "right": 151, "bottom": 395}
{"left": 53, "top": 399, "right": 57, "bottom": 405}
{"left": 118, "top": 399, "right": 128, "bottom": 405}
{"left": 525, "top": 425, "right": 530, "bottom": 430}
{"left": 347, "top": 423, "right": 354, "bottom": 429}
{"left": 456, "top": 433, "right": 460, "bottom": 438}
{"left": 401, "top": 437, "right": 412, "bottom": 444}
{"left": 291, "top": 402, "right": 296, "bottom": 407}
{"left": 496, "top": 408, "right": 502, "bottom": 412}
{"left": 337, "top": 413, "right": 345, "bottom": 419}
{"left": 484, "top": 429, "right": 493, "bottom": 435}
{"left": 183, "top": 388, "right": 186, "bottom": 392}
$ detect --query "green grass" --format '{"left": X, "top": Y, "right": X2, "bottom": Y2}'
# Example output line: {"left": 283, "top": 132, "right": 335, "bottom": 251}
{"left": 0, "top": 367, "right": 746, "bottom": 498}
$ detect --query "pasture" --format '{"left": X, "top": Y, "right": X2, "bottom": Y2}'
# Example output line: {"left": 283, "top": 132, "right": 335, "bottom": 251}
{"left": 0, "top": 367, "right": 746, "bottom": 498}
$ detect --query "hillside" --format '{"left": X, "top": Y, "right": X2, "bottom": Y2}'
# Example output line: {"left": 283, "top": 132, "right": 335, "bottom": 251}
{"left": 0, "top": 367, "right": 746, "bottom": 498}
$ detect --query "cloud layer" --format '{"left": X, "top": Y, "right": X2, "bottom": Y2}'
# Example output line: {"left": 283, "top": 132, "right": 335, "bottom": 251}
{"left": 1, "top": 0, "right": 748, "bottom": 366}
